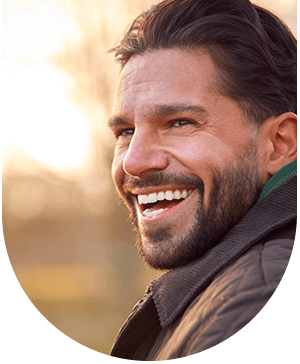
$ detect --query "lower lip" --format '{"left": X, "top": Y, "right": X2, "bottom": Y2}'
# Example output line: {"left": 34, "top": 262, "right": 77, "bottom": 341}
{"left": 137, "top": 190, "right": 195, "bottom": 223}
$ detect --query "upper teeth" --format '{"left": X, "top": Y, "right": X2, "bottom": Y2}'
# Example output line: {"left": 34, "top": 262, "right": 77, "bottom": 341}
{"left": 138, "top": 189, "right": 192, "bottom": 205}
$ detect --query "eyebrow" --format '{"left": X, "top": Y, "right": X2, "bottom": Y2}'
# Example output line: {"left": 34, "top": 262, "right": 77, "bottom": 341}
{"left": 147, "top": 104, "right": 208, "bottom": 119}
{"left": 107, "top": 115, "right": 128, "bottom": 129}
{"left": 107, "top": 103, "right": 208, "bottom": 129}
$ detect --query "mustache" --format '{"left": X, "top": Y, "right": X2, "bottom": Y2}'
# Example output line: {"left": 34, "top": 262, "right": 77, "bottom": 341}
{"left": 122, "top": 171, "right": 204, "bottom": 194}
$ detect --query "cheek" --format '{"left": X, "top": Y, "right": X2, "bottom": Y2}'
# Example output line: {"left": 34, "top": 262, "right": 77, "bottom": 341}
{"left": 170, "top": 142, "right": 227, "bottom": 205}
{"left": 172, "top": 138, "right": 223, "bottom": 172}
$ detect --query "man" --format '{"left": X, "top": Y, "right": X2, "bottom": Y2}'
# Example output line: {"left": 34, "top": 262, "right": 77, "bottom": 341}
{"left": 108, "top": 0, "right": 297, "bottom": 360}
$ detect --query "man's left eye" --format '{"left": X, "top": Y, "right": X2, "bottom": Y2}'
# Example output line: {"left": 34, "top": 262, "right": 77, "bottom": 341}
{"left": 170, "top": 119, "right": 194, "bottom": 127}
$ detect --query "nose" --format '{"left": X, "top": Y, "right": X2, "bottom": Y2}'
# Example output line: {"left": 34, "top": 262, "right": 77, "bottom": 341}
{"left": 123, "top": 129, "right": 169, "bottom": 178}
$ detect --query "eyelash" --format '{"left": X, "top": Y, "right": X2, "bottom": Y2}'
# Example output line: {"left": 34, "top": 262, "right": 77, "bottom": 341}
{"left": 116, "top": 128, "right": 134, "bottom": 138}
{"left": 115, "top": 119, "right": 196, "bottom": 139}
{"left": 169, "top": 119, "right": 196, "bottom": 128}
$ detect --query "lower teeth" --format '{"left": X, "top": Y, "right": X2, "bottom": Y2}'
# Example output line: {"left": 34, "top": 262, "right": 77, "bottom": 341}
{"left": 143, "top": 208, "right": 167, "bottom": 218}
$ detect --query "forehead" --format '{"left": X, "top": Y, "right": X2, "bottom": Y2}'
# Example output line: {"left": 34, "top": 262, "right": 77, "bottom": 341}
{"left": 112, "top": 49, "right": 218, "bottom": 115}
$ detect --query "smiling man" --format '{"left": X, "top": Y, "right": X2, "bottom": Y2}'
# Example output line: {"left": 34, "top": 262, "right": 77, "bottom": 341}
{"left": 108, "top": 0, "right": 297, "bottom": 360}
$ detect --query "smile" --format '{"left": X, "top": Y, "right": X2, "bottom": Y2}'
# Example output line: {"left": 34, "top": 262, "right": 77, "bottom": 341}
{"left": 136, "top": 188, "right": 194, "bottom": 219}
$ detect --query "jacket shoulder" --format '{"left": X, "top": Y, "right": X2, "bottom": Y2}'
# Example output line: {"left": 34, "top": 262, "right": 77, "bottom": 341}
{"left": 185, "top": 238, "right": 293, "bottom": 355}
{"left": 154, "top": 233, "right": 294, "bottom": 359}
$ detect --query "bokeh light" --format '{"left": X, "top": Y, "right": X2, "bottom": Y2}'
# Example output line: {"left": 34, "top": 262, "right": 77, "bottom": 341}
{"left": 3, "top": 62, "right": 89, "bottom": 169}
{"left": 2, "top": 0, "right": 89, "bottom": 172}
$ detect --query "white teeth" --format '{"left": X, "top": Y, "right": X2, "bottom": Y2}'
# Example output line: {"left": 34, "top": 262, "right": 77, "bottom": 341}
{"left": 182, "top": 189, "right": 188, "bottom": 198}
{"left": 174, "top": 190, "right": 181, "bottom": 200}
{"left": 138, "top": 195, "right": 148, "bottom": 205}
{"left": 137, "top": 188, "right": 193, "bottom": 205}
{"left": 148, "top": 193, "right": 157, "bottom": 203}
{"left": 165, "top": 190, "right": 173, "bottom": 201}
{"left": 157, "top": 191, "right": 164, "bottom": 201}
{"left": 143, "top": 208, "right": 166, "bottom": 218}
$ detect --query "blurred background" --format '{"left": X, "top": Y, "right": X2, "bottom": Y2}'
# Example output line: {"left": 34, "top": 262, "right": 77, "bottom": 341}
{"left": 2, "top": 0, "right": 297, "bottom": 356}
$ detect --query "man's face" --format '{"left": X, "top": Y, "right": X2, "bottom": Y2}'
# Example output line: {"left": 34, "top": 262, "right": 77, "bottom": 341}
{"left": 109, "top": 49, "right": 265, "bottom": 270}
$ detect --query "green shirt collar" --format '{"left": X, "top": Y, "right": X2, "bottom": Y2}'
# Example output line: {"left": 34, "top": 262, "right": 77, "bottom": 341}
{"left": 258, "top": 160, "right": 297, "bottom": 202}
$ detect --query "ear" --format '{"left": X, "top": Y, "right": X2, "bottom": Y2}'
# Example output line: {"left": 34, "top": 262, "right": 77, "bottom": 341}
{"left": 258, "top": 112, "right": 297, "bottom": 177}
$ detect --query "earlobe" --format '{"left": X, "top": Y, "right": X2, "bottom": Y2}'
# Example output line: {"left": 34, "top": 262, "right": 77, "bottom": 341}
{"left": 265, "top": 112, "right": 297, "bottom": 176}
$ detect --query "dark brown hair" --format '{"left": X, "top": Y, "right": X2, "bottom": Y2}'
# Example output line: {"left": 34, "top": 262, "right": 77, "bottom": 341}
{"left": 111, "top": 0, "right": 297, "bottom": 125}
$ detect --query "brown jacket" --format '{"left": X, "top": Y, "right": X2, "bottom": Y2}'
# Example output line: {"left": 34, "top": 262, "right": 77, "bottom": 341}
{"left": 110, "top": 176, "right": 296, "bottom": 360}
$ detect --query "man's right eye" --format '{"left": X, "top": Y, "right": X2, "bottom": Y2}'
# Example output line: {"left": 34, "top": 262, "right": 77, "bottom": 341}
{"left": 116, "top": 128, "right": 135, "bottom": 139}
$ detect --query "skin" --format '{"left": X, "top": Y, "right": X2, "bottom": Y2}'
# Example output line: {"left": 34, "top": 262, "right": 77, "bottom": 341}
{"left": 109, "top": 49, "right": 272, "bottom": 270}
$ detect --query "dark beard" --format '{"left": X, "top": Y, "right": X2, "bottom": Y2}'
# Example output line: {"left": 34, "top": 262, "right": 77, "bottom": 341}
{"left": 122, "top": 145, "right": 264, "bottom": 270}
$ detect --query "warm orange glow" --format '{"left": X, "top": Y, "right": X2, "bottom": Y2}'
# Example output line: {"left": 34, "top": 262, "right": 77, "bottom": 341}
{"left": 3, "top": 0, "right": 295, "bottom": 174}
{"left": 14, "top": 264, "right": 109, "bottom": 300}
{"left": 2, "top": 62, "right": 90, "bottom": 169}
{"left": 2, "top": 0, "right": 89, "bottom": 172}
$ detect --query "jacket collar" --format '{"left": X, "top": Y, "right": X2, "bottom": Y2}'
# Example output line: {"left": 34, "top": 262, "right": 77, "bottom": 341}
{"left": 149, "top": 176, "right": 297, "bottom": 328}
{"left": 258, "top": 160, "right": 297, "bottom": 202}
